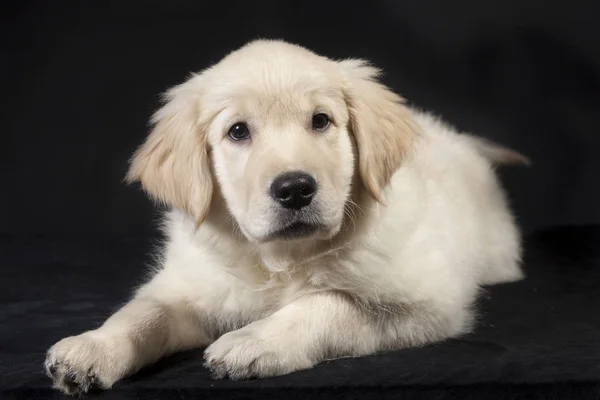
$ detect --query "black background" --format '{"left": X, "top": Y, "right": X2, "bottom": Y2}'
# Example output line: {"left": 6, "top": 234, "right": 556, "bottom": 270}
{"left": 3, "top": 0, "right": 600, "bottom": 235}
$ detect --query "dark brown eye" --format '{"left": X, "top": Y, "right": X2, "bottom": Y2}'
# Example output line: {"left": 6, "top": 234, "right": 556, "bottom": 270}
{"left": 312, "top": 113, "right": 330, "bottom": 131}
{"left": 228, "top": 122, "right": 250, "bottom": 141}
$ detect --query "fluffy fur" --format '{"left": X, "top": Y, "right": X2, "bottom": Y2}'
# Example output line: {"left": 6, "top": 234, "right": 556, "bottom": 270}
{"left": 45, "top": 40, "right": 526, "bottom": 396}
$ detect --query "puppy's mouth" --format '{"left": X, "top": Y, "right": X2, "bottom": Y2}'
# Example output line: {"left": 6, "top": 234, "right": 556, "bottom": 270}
{"left": 270, "top": 221, "right": 321, "bottom": 240}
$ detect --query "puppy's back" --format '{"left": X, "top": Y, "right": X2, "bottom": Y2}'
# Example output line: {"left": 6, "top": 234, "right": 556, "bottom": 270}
{"left": 409, "top": 110, "right": 525, "bottom": 286}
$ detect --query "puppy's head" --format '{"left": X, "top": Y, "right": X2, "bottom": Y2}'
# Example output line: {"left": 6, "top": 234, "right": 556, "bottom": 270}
{"left": 126, "top": 40, "right": 420, "bottom": 243}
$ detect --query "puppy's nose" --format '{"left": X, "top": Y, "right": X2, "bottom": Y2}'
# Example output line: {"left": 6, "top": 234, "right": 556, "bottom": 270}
{"left": 270, "top": 171, "right": 317, "bottom": 209}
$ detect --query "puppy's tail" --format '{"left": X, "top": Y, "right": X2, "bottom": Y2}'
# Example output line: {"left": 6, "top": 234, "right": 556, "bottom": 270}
{"left": 462, "top": 134, "right": 531, "bottom": 166}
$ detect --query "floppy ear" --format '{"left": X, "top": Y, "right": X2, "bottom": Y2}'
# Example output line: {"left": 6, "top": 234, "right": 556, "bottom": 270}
{"left": 339, "top": 59, "right": 421, "bottom": 202}
{"left": 125, "top": 77, "right": 213, "bottom": 225}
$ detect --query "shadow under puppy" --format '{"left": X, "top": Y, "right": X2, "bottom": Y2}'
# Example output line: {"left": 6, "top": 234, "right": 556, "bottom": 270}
{"left": 45, "top": 39, "right": 527, "bottom": 396}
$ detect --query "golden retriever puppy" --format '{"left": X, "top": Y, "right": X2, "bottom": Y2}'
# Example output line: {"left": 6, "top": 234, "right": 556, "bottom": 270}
{"left": 45, "top": 39, "right": 526, "bottom": 396}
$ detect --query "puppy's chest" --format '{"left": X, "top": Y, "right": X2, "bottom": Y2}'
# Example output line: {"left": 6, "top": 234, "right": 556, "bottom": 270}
{"left": 201, "top": 246, "right": 354, "bottom": 321}
{"left": 239, "top": 262, "right": 312, "bottom": 303}
{"left": 229, "top": 255, "right": 329, "bottom": 307}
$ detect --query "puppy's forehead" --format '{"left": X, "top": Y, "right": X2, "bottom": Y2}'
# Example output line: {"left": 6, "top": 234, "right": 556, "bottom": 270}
{"left": 204, "top": 41, "right": 344, "bottom": 109}
{"left": 237, "top": 85, "right": 341, "bottom": 121}
{"left": 219, "top": 40, "right": 334, "bottom": 75}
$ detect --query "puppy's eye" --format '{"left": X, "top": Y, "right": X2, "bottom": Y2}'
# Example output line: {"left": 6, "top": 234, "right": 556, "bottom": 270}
{"left": 312, "top": 113, "right": 330, "bottom": 131}
{"left": 228, "top": 122, "right": 250, "bottom": 141}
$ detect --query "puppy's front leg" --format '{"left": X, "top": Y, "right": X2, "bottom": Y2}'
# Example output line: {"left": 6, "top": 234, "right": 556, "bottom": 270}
{"left": 45, "top": 271, "right": 209, "bottom": 396}
{"left": 204, "top": 291, "right": 460, "bottom": 380}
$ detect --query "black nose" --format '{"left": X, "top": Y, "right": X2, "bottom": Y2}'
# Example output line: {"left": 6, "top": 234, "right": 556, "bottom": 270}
{"left": 270, "top": 172, "right": 317, "bottom": 209}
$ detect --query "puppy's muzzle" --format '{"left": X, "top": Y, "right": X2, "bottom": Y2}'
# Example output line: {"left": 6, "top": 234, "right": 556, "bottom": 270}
{"left": 270, "top": 171, "right": 317, "bottom": 210}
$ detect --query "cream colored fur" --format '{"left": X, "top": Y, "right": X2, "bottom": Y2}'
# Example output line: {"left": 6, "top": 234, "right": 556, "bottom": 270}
{"left": 45, "top": 40, "right": 525, "bottom": 396}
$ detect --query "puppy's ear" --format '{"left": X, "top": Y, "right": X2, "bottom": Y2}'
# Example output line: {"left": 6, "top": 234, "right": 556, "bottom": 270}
{"left": 125, "top": 76, "right": 213, "bottom": 225}
{"left": 339, "top": 59, "right": 421, "bottom": 202}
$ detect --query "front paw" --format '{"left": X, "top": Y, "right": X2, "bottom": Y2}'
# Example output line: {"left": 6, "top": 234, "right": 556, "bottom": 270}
{"left": 203, "top": 327, "right": 314, "bottom": 380}
{"left": 45, "top": 332, "right": 131, "bottom": 396}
